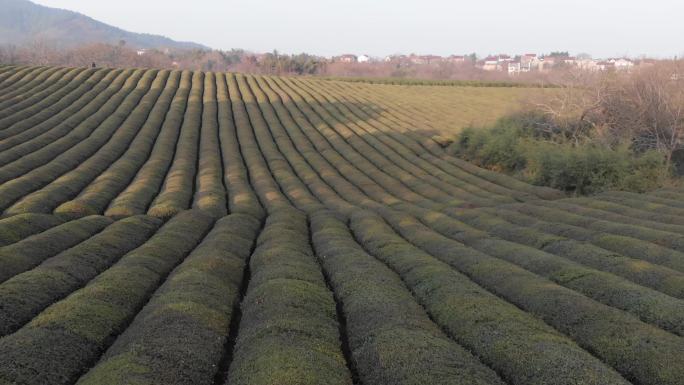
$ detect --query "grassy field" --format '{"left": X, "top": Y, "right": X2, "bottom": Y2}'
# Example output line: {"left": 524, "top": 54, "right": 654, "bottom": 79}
{"left": 0, "top": 64, "right": 682, "bottom": 385}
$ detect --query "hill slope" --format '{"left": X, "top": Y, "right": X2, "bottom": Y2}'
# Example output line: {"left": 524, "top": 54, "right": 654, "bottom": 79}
{"left": 0, "top": 0, "right": 208, "bottom": 50}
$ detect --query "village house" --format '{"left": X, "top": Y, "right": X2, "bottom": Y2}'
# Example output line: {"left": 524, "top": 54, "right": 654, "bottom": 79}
{"left": 482, "top": 56, "right": 499, "bottom": 71}
{"left": 447, "top": 55, "right": 465, "bottom": 63}
{"left": 357, "top": 54, "right": 371, "bottom": 63}
{"left": 506, "top": 61, "right": 522, "bottom": 75}
{"left": 336, "top": 54, "right": 358, "bottom": 63}
{"left": 611, "top": 58, "right": 635, "bottom": 71}
{"left": 520, "top": 54, "right": 541, "bottom": 72}
{"left": 409, "top": 54, "right": 443, "bottom": 65}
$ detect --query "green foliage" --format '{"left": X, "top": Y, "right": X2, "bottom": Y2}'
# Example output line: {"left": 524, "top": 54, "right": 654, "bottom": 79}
{"left": 0, "top": 210, "right": 213, "bottom": 385}
{"left": 350, "top": 209, "right": 629, "bottom": 385}
{"left": 78, "top": 213, "right": 260, "bottom": 385}
{"left": 0, "top": 213, "right": 64, "bottom": 246}
{"left": 227, "top": 208, "right": 351, "bottom": 385}
{"left": 0, "top": 215, "right": 161, "bottom": 337}
{"left": 452, "top": 112, "right": 671, "bottom": 194}
{"left": 0, "top": 215, "right": 112, "bottom": 283}
{"left": 311, "top": 210, "right": 505, "bottom": 385}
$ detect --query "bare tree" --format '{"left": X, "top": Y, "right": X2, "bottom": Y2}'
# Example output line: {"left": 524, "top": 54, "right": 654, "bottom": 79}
{"left": 600, "top": 63, "right": 684, "bottom": 167}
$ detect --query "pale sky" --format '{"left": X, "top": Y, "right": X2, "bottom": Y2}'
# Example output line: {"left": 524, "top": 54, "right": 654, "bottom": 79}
{"left": 32, "top": 0, "right": 684, "bottom": 58}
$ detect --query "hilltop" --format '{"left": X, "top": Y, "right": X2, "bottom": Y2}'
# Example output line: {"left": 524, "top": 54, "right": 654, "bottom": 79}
{"left": 0, "top": 0, "right": 208, "bottom": 50}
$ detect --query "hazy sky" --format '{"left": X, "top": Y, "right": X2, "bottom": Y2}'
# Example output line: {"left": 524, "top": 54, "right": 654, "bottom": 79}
{"left": 32, "top": 0, "right": 683, "bottom": 58}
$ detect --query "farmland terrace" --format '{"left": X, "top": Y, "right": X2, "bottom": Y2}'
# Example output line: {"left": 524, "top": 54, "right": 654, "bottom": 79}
{"left": 0, "top": 64, "right": 682, "bottom": 385}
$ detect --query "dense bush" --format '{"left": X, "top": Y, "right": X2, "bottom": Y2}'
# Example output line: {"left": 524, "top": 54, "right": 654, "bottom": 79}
{"left": 451, "top": 112, "right": 670, "bottom": 194}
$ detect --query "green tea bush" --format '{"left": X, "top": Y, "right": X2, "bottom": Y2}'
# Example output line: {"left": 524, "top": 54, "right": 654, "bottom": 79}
{"left": 0, "top": 215, "right": 112, "bottom": 283}
{"left": 311, "top": 210, "right": 505, "bottom": 385}
{"left": 0, "top": 215, "right": 160, "bottom": 336}
{"left": 0, "top": 213, "right": 64, "bottom": 247}
{"left": 78, "top": 213, "right": 259, "bottom": 385}
{"left": 0, "top": 210, "right": 213, "bottom": 385}
{"left": 226, "top": 208, "right": 352, "bottom": 385}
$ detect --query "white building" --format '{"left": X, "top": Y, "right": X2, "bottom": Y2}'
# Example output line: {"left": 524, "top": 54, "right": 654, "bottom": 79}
{"left": 357, "top": 54, "right": 371, "bottom": 63}
{"left": 507, "top": 61, "right": 522, "bottom": 75}
{"left": 612, "top": 58, "right": 635, "bottom": 71}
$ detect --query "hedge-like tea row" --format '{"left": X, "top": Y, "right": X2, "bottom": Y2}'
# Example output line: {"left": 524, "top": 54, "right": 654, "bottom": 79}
{"left": 270, "top": 68, "right": 473, "bottom": 217}
{"left": 275, "top": 76, "right": 450, "bottom": 211}
{"left": 78, "top": 213, "right": 260, "bottom": 385}
{"left": 148, "top": 72, "right": 204, "bottom": 219}
{"left": 236, "top": 74, "right": 326, "bottom": 213}
{"left": 105, "top": 71, "right": 193, "bottom": 218}
{"left": 0, "top": 66, "right": 30, "bottom": 86}
{"left": 0, "top": 69, "right": 150, "bottom": 210}
{"left": 568, "top": 196, "right": 684, "bottom": 226}
{"left": 601, "top": 190, "right": 684, "bottom": 210}
{"left": 448, "top": 208, "right": 684, "bottom": 335}
{"left": 0, "top": 68, "right": 141, "bottom": 171}
{"left": 242, "top": 74, "right": 352, "bottom": 214}
{"left": 251, "top": 75, "right": 370, "bottom": 215}
{"left": 298, "top": 77, "right": 526, "bottom": 203}
{"left": 53, "top": 70, "right": 183, "bottom": 218}
{"left": 215, "top": 73, "right": 265, "bottom": 219}
{"left": 292, "top": 77, "right": 514, "bottom": 207}
{"left": 0, "top": 215, "right": 161, "bottom": 336}
{"left": 267, "top": 76, "right": 433, "bottom": 210}
{"left": 310, "top": 210, "right": 506, "bottom": 385}
{"left": 0, "top": 66, "right": 68, "bottom": 112}
{"left": 481, "top": 206, "right": 684, "bottom": 299}
{"left": 502, "top": 203, "right": 684, "bottom": 273}
{"left": 0, "top": 66, "right": 62, "bottom": 101}
{"left": 0, "top": 68, "right": 86, "bottom": 124}
{"left": 258, "top": 75, "right": 396, "bottom": 212}
{"left": 226, "top": 208, "right": 352, "bottom": 385}
{"left": 225, "top": 74, "right": 292, "bottom": 211}
{"left": 0, "top": 67, "right": 48, "bottom": 100}
{"left": 0, "top": 68, "right": 111, "bottom": 146}
{"left": 0, "top": 215, "right": 112, "bottom": 283}
{"left": 193, "top": 71, "right": 228, "bottom": 217}
{"left": 6, "top": 70, "right": 172, "bottom": 216}
{"left": 385, "top": 207, "right": 684, "bottom": 385}
{"left": 323, "top": 78, "right": 549, "bottom": 202}
{"left": 349, "top": 209, "right": 629, "bottom": 385}
{"left": 0, "top": 68, "right": 118, "bottom": 161}
{"left": 0, "top": 210, "right": 214, "bottom": 385}
{"left": 0, "top": 213, "right": 64, "bottom": 247}
{"left": 526, "top": 199, "right": 684, "bottom": 235}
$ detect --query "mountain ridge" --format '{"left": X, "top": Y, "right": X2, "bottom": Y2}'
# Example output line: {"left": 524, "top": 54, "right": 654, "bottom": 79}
{"left": 0, "top": 0, "right": 209, "bottom": 50}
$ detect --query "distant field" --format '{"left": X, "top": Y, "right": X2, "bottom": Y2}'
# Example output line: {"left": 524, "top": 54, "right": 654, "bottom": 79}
{"left": 316, "top": 78, "right": 551, "bottom": 137}
{"left": 0, "top": 64, "right": 682, "bottom": 385}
